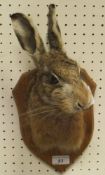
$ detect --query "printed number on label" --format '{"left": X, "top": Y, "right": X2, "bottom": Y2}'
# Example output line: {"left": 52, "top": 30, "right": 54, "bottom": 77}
{"left": 52, "top": 155, "right": 70, "bottom": 165}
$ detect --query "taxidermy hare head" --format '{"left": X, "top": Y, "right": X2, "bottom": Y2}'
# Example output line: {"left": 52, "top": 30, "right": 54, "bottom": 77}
{"left": 10, "top": 4, "right": 94, "bottom": 115}
{"left": 10, "top": 4, "right": 95, "bottom": 153}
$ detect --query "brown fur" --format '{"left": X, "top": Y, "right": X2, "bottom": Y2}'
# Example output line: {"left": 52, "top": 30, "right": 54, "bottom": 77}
{"left": 11, "top": 4, "right": 94, "bottom": 153}
{"left": 27, "top": 82, "right": 85, "bottom": 153}
{"left": 25, "top": 51, "right": 86, "bottom": 153}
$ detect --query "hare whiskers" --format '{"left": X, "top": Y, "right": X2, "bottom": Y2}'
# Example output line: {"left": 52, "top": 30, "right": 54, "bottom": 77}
{"left": 40, "top": 111, "right": 63, "bottom": 120}
{"left": 28, "top": 109, "right": 57, "bottom": 117}
{"left": 20, "top": 107, "right": 57, "bottom": 117}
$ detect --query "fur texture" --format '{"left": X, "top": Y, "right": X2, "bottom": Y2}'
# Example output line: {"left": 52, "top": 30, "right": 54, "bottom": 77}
{"left": 11, "top": 4, "right": 94, "bottom": 153}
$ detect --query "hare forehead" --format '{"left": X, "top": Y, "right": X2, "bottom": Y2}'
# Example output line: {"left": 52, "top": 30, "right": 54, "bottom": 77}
{"left": 41, "top": 52, "right": 80, "bottom": 80}
{"left": 50, "top": 63, "right": 80, "bottom": 81}
{"left": 58, "top": 67, "right": 78, "bottom": 79}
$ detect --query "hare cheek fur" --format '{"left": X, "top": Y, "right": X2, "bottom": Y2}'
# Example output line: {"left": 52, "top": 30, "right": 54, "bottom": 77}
{"left": 11, "top": 4, "right": 94, "bottom": 153}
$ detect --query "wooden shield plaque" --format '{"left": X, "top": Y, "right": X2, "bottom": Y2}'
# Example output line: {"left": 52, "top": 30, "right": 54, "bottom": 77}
{"left": 13, "top": 68, "right": 96, "bottom": 172}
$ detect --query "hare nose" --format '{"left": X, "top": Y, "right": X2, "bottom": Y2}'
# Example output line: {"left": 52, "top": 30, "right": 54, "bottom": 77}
{"left": 76, "top": 96, "right": 94, "bottom": 111}
{"left": 76, "top": 102, "right": 85, "bottom": 110}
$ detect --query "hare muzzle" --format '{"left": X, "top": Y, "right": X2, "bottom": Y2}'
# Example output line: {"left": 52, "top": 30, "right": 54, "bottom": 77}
{"left": 75, "top": 81, "right": 94, "bottom": 111}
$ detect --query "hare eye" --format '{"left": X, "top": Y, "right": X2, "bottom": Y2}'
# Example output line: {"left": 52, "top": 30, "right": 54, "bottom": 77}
{"left": 48, "top": 73, "right": 59, "bottom": 85}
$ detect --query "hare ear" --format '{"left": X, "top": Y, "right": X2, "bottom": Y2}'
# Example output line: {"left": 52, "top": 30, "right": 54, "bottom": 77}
{"left": 10, "top": 13, "right": 45, "bottom": 55}
{"left": 48, "top": 4, "right": 63, "bottom": 51}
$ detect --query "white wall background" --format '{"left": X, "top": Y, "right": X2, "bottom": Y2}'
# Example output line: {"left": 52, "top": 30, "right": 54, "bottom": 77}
{"left": 0, "top": 0, "right": 105, "bottom": 175}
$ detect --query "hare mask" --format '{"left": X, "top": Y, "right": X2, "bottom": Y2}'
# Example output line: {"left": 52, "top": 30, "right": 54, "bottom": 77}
{"left": 10, "top": 4, "right": 94, "bottom": 115}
